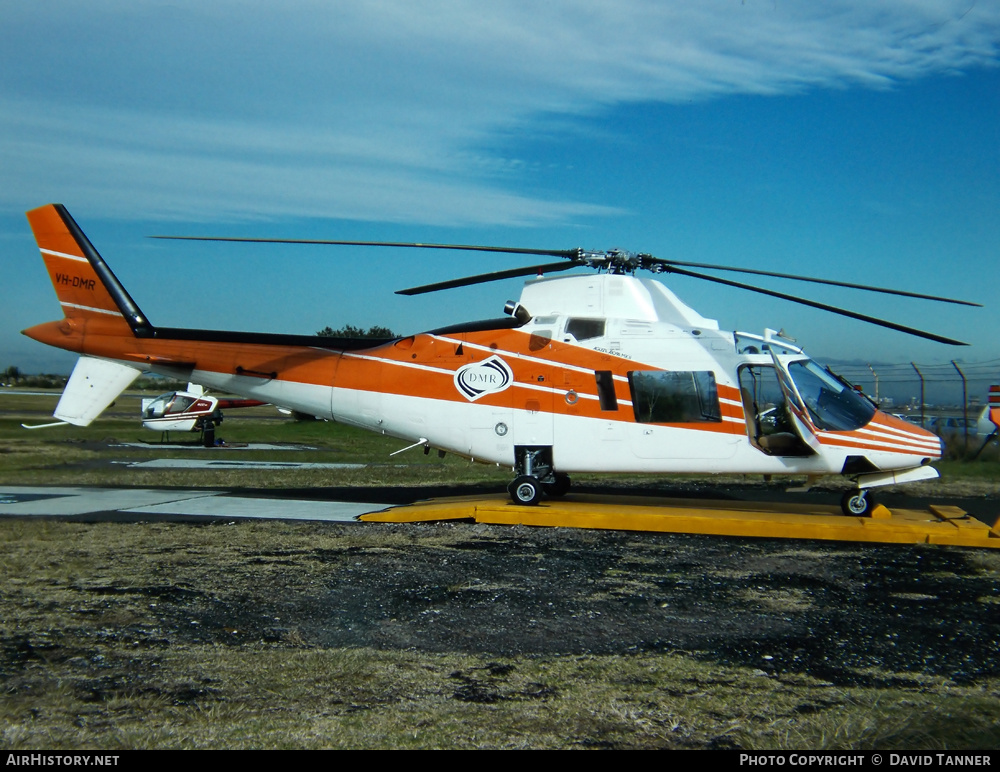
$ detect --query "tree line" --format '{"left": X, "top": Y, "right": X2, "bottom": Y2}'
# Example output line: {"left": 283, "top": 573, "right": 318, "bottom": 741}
{"left": 316, "top": 325, "right": 396, "bottom": 338}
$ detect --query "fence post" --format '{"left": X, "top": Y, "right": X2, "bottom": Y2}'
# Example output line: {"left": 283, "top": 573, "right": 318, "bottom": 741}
{"left": 911, "top": 362, "right": 925, "bottom": 428}
{"left": 952, "top": 360, "right": 968, "bottom": 453}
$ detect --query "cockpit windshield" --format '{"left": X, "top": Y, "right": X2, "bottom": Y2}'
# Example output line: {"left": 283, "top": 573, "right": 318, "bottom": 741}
{"left": 144, "top": 393, "right": 195, "bottom": 418}
{"left": 786, "top": 360, "right": 875, "bottom": 432}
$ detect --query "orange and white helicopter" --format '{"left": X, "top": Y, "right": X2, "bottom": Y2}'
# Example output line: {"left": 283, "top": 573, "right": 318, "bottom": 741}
{"left": 22, "top": 204, "right": 978, "bottom": 515}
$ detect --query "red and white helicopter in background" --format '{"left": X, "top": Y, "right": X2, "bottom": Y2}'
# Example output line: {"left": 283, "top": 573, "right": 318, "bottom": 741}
{"left": 972, "top": 385, "right": 1000, "bottom": 459}
{"left": 22, "top": 204, "right": 980, "bottom": 514}
{"left": 141, "top": 383, "right": 265, "bottom": 444}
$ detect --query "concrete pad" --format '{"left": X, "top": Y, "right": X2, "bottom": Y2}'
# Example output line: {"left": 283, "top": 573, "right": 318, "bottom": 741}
{"left": 0, "top": 486, "right": 216, "bottom": 517}
{"left": 0, "top": 486, "right": 384, "bottom": 522}
{"left": 128, "top": 496, "right": 386, "bottom": 521}
{"left": 111, "top": 442, "right": 318, "bottom": 451}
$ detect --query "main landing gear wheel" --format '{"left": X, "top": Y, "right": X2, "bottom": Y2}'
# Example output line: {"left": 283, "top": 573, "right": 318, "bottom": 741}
{"left": 509, "top": 476, "right": 542, "bottom": 506}
{"left": 543, "top": 473, "right": 571, "bottom": 498}
{"left": 841, "top": 489, "right": 875, "bottom": 516}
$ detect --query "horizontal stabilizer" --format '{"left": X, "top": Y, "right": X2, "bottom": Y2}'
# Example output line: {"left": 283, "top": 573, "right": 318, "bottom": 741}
{"left": 54, "top": 356, "right": 142, "bottom": 426}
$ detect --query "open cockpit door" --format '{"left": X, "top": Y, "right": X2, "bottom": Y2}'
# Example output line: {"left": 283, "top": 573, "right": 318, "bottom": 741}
{"left": 766, "top": 350, "right": 823, "bottom": 454}
{"left": 738, "top": 361, "right": 814, "bottom": 457}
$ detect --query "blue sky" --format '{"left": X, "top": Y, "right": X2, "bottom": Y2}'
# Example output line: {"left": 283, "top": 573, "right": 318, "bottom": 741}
{"left": 1, "top": 0, "right": 998, "bottom": 385}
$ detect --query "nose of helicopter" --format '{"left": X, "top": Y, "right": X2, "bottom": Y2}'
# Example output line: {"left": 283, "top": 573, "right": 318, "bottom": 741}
{"left": 869, "top": 410, "right": 943, "bottom": 462}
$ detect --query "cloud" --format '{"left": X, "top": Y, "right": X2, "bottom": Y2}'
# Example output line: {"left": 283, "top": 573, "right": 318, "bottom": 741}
{"left": 1, "top": 0, "right": 997, "bottom": 224}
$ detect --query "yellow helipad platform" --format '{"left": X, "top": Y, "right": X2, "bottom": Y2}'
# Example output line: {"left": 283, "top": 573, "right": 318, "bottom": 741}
{"left": 361, "top": 494, "right": 1000, "bottom": 549}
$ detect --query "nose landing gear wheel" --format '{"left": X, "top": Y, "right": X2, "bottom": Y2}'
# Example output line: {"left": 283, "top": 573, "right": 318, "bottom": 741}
{"left": 841, "top": 489, "right": 875, "bottom": 516}
{"left": 509, "top": 476, "right": 542, "bottom": 506}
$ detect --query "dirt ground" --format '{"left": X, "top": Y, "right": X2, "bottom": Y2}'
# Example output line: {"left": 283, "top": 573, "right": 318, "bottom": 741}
{"left": 20, "top": 512, "right": 993, "bottom": 686}
{"left": 213, "top": 525, "right": 1000, "bottom": 683}
{"left": 6, "top": 478, "right": 1000, "bottom": 685}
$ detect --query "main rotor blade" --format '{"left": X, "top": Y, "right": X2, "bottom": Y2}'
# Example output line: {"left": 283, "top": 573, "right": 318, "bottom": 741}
{"left": 396, "top": 261, "right": 581, "bottom": 296}
{"left": 151, "top": 235, "right": 582, "bottom": 260}
{"left": 663, "top": 265, "right": 968, "bottom": 345}
{"left": 153, "top": 232, "right": 981, "bottom": 309}
{"left": 653, "top": 258, "right": 981, "bottom": 307}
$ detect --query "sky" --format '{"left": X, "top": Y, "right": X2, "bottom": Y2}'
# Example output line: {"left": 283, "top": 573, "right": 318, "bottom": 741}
{"left": 1, "top": 0, "right": 998, "bottom": 396}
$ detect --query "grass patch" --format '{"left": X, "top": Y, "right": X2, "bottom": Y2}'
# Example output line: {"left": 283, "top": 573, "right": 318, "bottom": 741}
{"left": 6, "top": 645, "right": 997, "bottom": 750}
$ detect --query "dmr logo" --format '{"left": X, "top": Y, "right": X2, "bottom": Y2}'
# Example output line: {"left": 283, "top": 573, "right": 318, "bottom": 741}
{"left": 454, "top": 356, "right": 514, "bottom": 401}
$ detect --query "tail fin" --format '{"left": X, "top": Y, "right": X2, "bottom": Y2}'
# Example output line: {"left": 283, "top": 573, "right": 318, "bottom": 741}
{"left": 26, "top": 204, "right": 152, "bottom": 334}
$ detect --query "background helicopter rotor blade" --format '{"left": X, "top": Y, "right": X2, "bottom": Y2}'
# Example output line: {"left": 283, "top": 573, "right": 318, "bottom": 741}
{"left": 647, "top": 257, "right": 981, "bottom": 307}
{"left": 661, "top": 264, "right": 968, "bottom": 345}
{"left": 396, "top": 261, "right": 582, "bottom": 295}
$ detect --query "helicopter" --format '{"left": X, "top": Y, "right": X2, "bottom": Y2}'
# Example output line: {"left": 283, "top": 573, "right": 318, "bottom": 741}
{"left": 970, "top": 385, "right": 1000, "bottom": 460}
{"left": 22, "top": 204, "right": 978, "bottom": 515}
{"left": 141, "top": 384, "right": 266, "bottom": 445}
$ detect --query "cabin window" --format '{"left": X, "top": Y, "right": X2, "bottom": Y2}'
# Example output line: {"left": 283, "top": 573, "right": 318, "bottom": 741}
{"left": 627, "top": 370, "right": 721, "bottom": 424}
{"left": 529, "top": 332, "right": 552, "bottom": 351}
{"left": 566, "top": 318, "right": 605, "bottom": 341}
{"left": 594, "top": 370, "right": 618, "bottom": 411}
